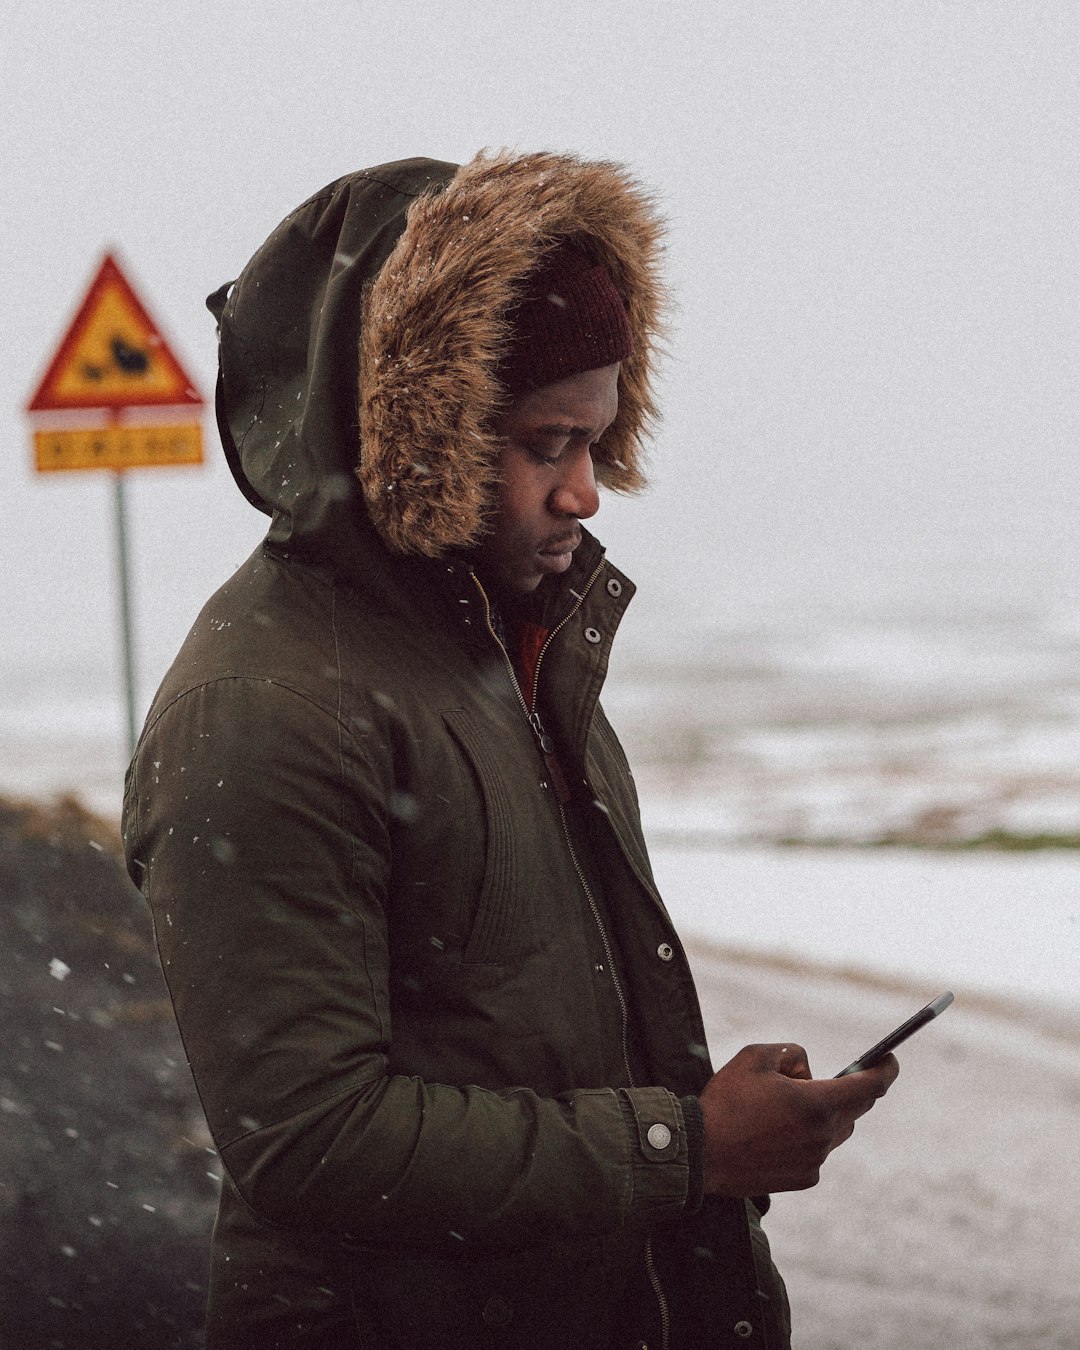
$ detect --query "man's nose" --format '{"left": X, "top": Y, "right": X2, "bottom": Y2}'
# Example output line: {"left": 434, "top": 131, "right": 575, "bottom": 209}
{"left": 550, "top": 450, "right": 600, "bottom": 520}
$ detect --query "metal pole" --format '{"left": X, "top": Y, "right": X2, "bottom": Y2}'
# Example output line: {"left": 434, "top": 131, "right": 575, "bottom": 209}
{"left": 113, "top": 469, "right": 138, "bottom": 760}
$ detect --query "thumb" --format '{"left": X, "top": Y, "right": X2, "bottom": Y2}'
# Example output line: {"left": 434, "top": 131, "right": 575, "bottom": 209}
{"left": 814, "top": 1054, "right": 900, "bottom": 1112}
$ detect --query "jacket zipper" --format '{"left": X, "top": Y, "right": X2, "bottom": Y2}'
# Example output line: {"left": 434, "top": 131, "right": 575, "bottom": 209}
{"left": 470, "top": 567, "right": 672, "bottom": 1350}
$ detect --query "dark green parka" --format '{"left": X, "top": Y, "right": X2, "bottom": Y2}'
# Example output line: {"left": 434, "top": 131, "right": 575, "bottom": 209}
{"left": 123, "top": 151, "right": 789, "bottom": 1349}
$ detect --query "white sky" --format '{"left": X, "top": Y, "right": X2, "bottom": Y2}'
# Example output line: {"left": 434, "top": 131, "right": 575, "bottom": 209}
{"left": 3, "top": 1, "right": 1078, "bottom": 704}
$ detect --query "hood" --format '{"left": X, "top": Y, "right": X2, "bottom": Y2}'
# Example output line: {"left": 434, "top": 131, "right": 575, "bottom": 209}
{"left": 209, "top": 151, "right": 666, "bottom": 569}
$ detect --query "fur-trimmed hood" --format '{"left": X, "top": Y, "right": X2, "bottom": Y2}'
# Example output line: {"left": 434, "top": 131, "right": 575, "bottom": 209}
{"left": 209, "top": 151, "right": 666, "bottom": 568}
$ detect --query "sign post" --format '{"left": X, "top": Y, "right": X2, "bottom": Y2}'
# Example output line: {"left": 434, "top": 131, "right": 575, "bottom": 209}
{"left": 26, "top": 253, "right": 205, "bottom": 759}
{"left": 114, "top": 469, "right": 138, "bottom": 755}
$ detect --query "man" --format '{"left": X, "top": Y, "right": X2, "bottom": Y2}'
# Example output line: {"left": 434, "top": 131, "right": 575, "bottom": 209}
{"left": 123, "top": 150, "right": 896, "bottom": 1350}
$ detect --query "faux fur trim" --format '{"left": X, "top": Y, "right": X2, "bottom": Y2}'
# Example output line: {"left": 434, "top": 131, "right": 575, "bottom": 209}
{"left": 358, "top": 150, "right": 667, "bottom": 557}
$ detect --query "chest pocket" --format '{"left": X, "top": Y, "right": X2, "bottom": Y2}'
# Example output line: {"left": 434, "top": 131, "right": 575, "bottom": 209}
{"left": 442, "top": 708, "right": 530, "bottom": 966}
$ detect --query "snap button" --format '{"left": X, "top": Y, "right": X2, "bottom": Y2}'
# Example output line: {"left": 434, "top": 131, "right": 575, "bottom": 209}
{"left": 734, "top": 1320, "right": 754, "bottom": 1338}
{"left": 583, "top": 626, "right": 602, "bottom": 645}
{"left": 656, "top": 943, "right": 674, "bottom": 962}
{"left": 482, "top": 1295, "right": 513, "bottom": 1327}
{"left": 606, "top": 577, "right": 623, "bottom": 597}
{"left": 646, "top": 1123, "right": 672, "bottom": 1150}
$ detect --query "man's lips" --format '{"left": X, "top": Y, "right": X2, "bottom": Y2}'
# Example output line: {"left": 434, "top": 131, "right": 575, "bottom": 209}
{"left": 534, "top": 534, "right": 580, "bottom": 575}
{"left": 538, "top": 532, "right": 581, "bottom": 558}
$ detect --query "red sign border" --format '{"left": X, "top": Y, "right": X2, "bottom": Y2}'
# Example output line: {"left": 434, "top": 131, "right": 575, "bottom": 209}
{"left": 27, "top": 253, "right": 204, "bottom": 412}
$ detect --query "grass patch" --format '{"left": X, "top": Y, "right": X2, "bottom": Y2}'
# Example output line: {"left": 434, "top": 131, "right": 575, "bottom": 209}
{"left": 775, "top": 829, "right": 1080, "bottom": 851}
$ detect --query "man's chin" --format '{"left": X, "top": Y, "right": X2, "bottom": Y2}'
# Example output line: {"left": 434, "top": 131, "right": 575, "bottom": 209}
{"left": 477, "top": 545, "right": 575, "bottom": 596}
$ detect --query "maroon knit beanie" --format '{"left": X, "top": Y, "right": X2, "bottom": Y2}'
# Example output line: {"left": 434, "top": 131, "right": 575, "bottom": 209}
{"left": 498, "top": 241, "right": 634, "bottom": 395}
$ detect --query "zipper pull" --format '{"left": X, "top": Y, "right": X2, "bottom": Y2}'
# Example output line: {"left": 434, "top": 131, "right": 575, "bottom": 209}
{"left": 528, "top": 711, "right": 555, "bottom": 754}
{"left": 528, "top": 711, "right": 573, "bottom": 804}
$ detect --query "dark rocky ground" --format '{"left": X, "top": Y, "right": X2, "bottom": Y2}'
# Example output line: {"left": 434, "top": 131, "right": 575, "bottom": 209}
{"left": 0, "top": 795, "right": 215, "bottom": 1348}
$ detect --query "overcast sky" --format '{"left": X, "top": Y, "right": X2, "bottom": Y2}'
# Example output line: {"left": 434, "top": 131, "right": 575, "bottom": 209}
{"left": 4, "top": 0, "right": 1078, "bottom": 703}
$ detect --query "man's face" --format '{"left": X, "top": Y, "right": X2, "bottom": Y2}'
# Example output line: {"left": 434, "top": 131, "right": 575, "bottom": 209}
{"left": 477, "top": 363, "right": 619, "bottom": 595}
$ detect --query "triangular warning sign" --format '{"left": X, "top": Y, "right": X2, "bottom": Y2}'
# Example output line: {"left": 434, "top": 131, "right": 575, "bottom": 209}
{"left": 27, "top": 254, "right": 203, "bottom": 412}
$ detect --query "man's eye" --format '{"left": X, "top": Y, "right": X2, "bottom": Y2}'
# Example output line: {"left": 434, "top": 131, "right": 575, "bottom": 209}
{"left": 529, "top": 447, "right": 562, "bottom": 467}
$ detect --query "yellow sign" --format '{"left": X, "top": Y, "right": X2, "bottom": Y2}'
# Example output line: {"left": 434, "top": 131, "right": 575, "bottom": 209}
{"left": 27, "top": 252, "right": 205, "bottom": 474}
{"left": 33, "top": 422, "right": 204, "bottom": 473}
{"left": 28, "top": 254, "right": 203, "bottom": 412}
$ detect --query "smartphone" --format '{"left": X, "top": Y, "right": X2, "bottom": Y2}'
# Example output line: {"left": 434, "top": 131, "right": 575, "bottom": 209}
{"left": 834, "top": 991, "right": 954, "bottom": 1077}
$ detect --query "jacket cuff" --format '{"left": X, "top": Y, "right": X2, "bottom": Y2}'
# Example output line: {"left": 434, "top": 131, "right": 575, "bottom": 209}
{"left": 615, "top": 1087, "right": 691, "bottom": 1227}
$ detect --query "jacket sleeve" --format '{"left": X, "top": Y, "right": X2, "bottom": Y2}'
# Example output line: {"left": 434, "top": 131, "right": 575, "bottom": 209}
{"left": 123, "top": 675, "right": 693, "bottom": 1252}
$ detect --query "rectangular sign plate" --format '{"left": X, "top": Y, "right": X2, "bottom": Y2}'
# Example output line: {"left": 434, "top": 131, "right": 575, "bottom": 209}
{"left": 33, "top": 422, "right": 204, "bottom": 472}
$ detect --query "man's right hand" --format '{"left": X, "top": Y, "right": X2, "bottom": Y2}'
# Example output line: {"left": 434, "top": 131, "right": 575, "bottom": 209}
{"left": 698, "top": 1042, "right": 899, "bottom": 1196}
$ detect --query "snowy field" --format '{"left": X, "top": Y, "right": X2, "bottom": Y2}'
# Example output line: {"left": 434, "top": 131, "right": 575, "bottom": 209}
{"left": 654, "top": 844, "right": 1079, "bottom": 1011}
{"left": 610, "top": 603, "right": 1080, "bottom": 849}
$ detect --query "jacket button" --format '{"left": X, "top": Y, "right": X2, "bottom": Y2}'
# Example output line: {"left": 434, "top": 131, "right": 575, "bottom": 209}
{"left": 583, "top": 626, "right": 602, "bottom": 644}
{"left": 606, "top": 577, "right": 623, "bottom": 597}
{"left": 656, "top": 943, "right": 674, "bottom": 962}
{"left": 734, "top": 1321, "right": 754, "bottom": 1338}
{"left": 646, "top": 1123, "right": 672, "bottom": 1150}
{"left": 482, "top": 1295, "right": 513, "bottom": 1327}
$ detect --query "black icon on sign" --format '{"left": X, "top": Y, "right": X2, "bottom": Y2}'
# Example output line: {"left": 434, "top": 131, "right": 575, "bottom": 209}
{"left": 81, "top": 334, "right": 151, "bottom": 382}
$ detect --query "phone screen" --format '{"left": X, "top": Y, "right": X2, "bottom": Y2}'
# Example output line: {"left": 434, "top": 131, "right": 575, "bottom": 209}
{"left": 834, "top": 991, "right": 954, "bottom": 1077}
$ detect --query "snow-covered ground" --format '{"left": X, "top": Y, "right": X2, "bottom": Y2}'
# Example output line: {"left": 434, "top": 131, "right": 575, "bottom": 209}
{"left": 611, "top": 603, "right": 1080, "bottom": 848}
{"left": 654, "top": 843, "right": 1080, "bottom": 1010}
{"left": 689, "top": 943, "right": 1080, "bottom": 1350}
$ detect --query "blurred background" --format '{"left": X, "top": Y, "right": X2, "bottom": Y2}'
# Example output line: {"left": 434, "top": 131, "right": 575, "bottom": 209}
{"left": 3, "top": 3, "right": 1078, "bottom": 1346}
